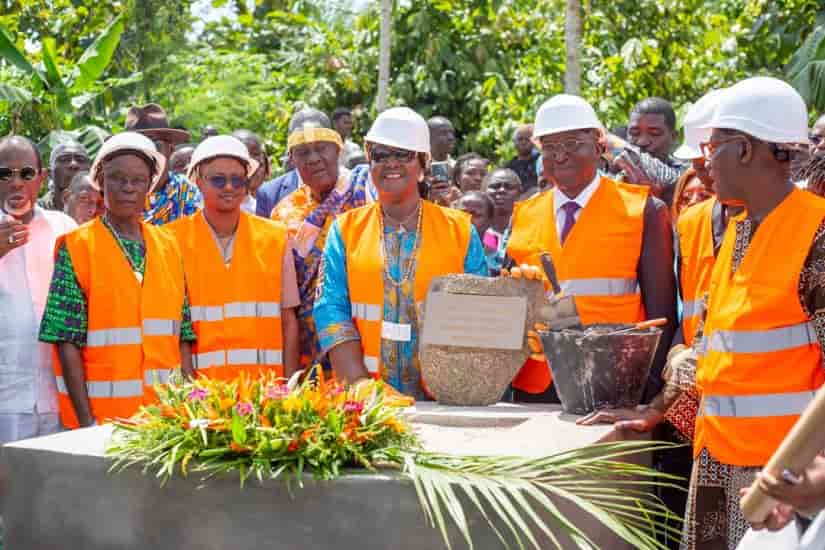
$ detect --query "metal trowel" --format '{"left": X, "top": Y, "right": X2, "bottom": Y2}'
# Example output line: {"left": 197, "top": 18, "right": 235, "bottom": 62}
{"left": 538, "top": 253, "right": 582, "bottom": 330}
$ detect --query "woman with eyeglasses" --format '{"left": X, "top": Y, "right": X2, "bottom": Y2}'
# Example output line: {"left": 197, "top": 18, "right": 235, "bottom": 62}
{"left": 167, "top": 136, "right": 300, "bottom": 381}
{"left": 314, "top": 107, "right": 488, "bottom": 399}
{"left": 38, "top": 132, "right": 195, "bottom": 429}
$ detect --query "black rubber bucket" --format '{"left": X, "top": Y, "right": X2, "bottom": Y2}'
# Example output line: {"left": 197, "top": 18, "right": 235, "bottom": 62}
{"left": 540, "top": 323, "right": 662, "bottom": 415}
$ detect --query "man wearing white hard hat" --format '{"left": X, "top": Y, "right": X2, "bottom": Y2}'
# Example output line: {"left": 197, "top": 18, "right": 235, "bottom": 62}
{"left": 676, "top": 76, "right": 825, "bottom": 550}
{"left": 506, "top": 94, "right": 676, "bottom": 404}
{"left": 168, "top": 136, "right": 300, "bottom": 381}
{"left": 39, "top": 132, "right": 194, "bottom": 429}
{"left": 314, "top": 107, "right": 487, "bottom": 399}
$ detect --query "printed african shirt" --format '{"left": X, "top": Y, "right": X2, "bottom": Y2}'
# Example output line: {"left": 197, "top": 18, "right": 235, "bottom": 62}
{"left": 270, "top": 165, "right": 368, "bottom": 369}
{"left": 143, "top": 172, "right": 203, "bottom": 226}
{"left": 38, "top": 219, "right": 195, "bottom": 346}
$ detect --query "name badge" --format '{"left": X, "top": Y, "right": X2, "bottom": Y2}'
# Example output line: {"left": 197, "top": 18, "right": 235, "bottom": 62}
{"left": 382, "top": 321, "right": 412, "bottom": 342}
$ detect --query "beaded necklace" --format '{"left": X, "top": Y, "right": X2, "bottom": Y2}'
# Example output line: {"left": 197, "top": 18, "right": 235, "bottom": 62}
{"left": 378, "top": 201, "right": 423, "bottom": 289}
{"left": 103, "top": 216, "right": 145, "bottom": 284}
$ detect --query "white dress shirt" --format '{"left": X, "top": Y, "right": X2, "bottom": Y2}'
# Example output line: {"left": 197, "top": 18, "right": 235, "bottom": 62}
{"left": 552, "top": 174, "right": 601, "bottom": 240}
{"left": 0, "top": 207, "right": 76, "bottom": 414}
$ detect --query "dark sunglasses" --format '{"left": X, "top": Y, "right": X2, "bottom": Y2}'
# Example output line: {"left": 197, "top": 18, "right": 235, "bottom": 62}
{"left": 370, "top": 147, "right": 417, "bottom": 164}
{"left": 0, "top": 166, "right": 38, "bottom": 182}
{"left": 206, "top": 175, "right": 248, "bottom": 189}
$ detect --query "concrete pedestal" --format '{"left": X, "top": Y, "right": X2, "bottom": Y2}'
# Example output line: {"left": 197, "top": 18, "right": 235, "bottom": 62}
{"left": 2, "top": 403, "right": 651, "bottom": 550}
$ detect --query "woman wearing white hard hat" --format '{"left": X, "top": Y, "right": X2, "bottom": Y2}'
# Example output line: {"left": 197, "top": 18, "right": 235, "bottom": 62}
{"left": 167, "top": 136, "right": 300, "bottom": 381}
{"left": 314, "top": 107, "right": 488, "bottom": 399}
{"left": 671, "top": 76, "right": 825, "bottom": 550}
{"left": 506, "top": 94, "right": 676, "bottom": 404}
{"left": 39, "top": 132, "right": 193, "bottom": 429}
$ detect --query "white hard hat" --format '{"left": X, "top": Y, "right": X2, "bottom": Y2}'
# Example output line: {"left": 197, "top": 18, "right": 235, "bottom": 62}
{"left": 187, "top": 135, "right": 260, "bottom": 180}
{"left": 674, "top": 89, "right": 726, "bottom": 160}
{"left": 90, "top": 132, "right": 167, "bottom": 192}
{"left": 700, "top": 77, "right": 808, "bottom": 143}
{"left": 533, "top": 94, "right": 602, "bottom": 139}
{"left": 365, "top": 107, "right": 430, "bottom": 154}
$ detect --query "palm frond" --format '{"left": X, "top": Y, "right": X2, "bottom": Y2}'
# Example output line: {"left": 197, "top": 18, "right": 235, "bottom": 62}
{"left": 403, "top": 441, "right": 682, "bottom": 550}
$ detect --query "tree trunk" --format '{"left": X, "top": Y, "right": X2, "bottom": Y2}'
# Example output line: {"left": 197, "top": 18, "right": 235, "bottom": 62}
{"left": 376, "top": 0, "right": 392, "bottom": 112}
{"left": 564, "top": 0, "right": 582, "bottom": 95}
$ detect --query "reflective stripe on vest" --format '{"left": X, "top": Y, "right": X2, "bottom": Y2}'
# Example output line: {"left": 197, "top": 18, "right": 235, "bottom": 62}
{"left": 191, "top": 301, "right": 281, "bottom": 322}
{"left": 701, "top": 322, "right": 815, "bottom": 355}
{"left": 560, "top": 278, "right": 639, "bottom": 297}
{"left": 143, "top": 319, "right": 181, "bottom": 337}
{"left": 194, "top": 349, "right": 283, "bottom": 369}
{"left": 87, "top": 327, "right": 142, "bottom": 347}
{"left": 699, "top": 391, "right": 816, "bottom": 418}
{"left": 352, "top": 302, "right": 382, "bottom": 322}
{"left": 364, "top": 355, "right": 379, "bottom": 373}
{"left": 55, "top": 376, "right": 144, "bottom": 398}
{"left": 86, "top": 318, "right": 180, "bottom": 347}
{"left": 144, "top": 369, "right": 172, "bottom": 385}
{"left": 682, "top": 299, "right": 702, "bottom": 321}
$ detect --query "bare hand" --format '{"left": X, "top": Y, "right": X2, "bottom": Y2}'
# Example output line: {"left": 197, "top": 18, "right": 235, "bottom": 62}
{"left": 0, "top": 218, "right": 28, "bottom": 257}
{"left": 756, "top": 456, "right": 825, "bottom": 516}
{"left": 427, "top": 177, "right": 457, "bottom": 205}
{"left": 740, "top": 487, "right": 797, "bottom": 532}
{"left": 576, "top": 405, "right": 664, "bottom": 433}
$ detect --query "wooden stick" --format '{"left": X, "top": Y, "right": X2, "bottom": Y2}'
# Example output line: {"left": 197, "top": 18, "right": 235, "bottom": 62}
{"left": 740, "top": 385, "right": 825, "bottom": 523}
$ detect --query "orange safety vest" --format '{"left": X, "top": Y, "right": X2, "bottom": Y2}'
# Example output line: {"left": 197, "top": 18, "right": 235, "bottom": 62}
{"left": 336, "top": 201, "right": 471, "bottom": 385}
{"left": 55, "top": 219, "right": 185, "bottom": 428}
{"left": 168, "top": 211, "right": 286, "bottom": 381}
{"left": 695, "top": 188, "right": 825, "bottom": 466}
{"left": 506, "top": 177, "right": 648, "bottom": 393}
{"left": 677, "top": 198, "right": 717, "bottom": 347}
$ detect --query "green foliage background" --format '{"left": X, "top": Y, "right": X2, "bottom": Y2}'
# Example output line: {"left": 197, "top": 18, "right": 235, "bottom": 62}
{"left": 0, "top": 0, "right": 823, "bottom": 166}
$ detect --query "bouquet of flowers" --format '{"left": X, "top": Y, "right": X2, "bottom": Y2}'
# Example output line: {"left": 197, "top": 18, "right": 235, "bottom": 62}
{"left": 108, "top": 369, "right": 683, "bottom": 550}
{"left": 108, "top": 369, "right": 416, "bottom": 484}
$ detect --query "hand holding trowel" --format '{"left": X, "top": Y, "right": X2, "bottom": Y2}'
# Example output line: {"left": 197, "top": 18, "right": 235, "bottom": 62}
{"left": 502, "top": 253, "right": 581, "bottom": 361}
{"left": 537, "top": 252, "right": 582, "bottom": 331}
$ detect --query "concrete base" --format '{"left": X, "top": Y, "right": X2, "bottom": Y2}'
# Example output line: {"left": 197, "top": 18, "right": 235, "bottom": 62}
{"left": 2, "top": 403, "right": 651, "bottom": 550}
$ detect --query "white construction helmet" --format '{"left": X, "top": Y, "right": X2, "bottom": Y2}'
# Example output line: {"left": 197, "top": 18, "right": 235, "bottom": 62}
{"left": 365, "top": 107, "right": 430, "bottom": 154}
{"left": 90, "top": 132, "right": 167, "bottom": 192}
{"left": 700, "top": 77, "right": 808, "bottom": 143}
{"left": 533, "top": 94, "right": 602, "bottom": 139}
{"left": 674, "top": 89, "right": 725, "bottom": 160}
{"left": 187, "top": 135, "right": 260, "bottom": 180}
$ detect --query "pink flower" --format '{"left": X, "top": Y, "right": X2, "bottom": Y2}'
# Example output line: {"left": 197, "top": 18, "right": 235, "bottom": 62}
{"left": 187, "top": 387, "right": 208, "bottom": 401}
{"left": 235, "top": 402, "right": 254, "bottom": 416}
{"left": 265, "top": 384, "right": 290, "bottom": 400}
{"left": 344, "top": 401, "right": 364, "bottom": 414}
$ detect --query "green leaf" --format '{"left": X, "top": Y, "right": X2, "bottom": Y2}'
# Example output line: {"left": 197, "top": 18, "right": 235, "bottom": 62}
{"left": 231, "top": 414, "right": 247, "bottom": 445}
{"left": 41, "top": 38, "right": 64, "bottom": 89}
{"left": 71, "top": 12, "right": 126, "bottom": 91}
{"left": 0, "top": 83, "right": 33, "bottom": 104}
{"left": 0, "top": 25, "right": 48, "bottom": 87}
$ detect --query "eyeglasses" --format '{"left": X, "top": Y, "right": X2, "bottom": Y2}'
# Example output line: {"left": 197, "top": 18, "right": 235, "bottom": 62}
{"left": 102, "top": 171, "right": 151, "bottom": 188}
{"left": 540, "top": 139, "right": 589, "bottom": 156}
{"left": 700, "top": 135, "right": 749, "bottom": 159}
{"left": 369, "top": 147, "right": 417, "bottom": 164}
{"left": 56, "top": 154, "right": 90, "bottom": 165}
{"left": 810, "top": 134, "right": 824, "bottom": 146}
{"left": 206, "top": 175, "right": 248, "bottom": 189}
{"left": 0, "top": 166, "right": 38, "bottom": 182}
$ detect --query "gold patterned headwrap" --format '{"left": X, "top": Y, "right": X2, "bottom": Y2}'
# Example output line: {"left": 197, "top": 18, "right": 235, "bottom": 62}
{"left": 286, "top": 125, "right": 344, "bottom": 152}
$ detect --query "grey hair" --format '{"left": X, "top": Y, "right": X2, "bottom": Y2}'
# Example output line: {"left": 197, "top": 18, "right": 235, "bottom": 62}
{"left": 49, "top": 140, "right": 89, "bottom": 169}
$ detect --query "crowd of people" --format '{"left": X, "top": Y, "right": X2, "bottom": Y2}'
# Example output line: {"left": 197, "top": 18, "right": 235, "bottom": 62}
{"left": 3, "top": 75, "right": 825, "bottom": 549}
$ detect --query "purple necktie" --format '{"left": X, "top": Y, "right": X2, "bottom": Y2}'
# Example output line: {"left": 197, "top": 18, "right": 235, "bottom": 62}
{"left": 560, "top": 201, "right": 580, "bottom": 244}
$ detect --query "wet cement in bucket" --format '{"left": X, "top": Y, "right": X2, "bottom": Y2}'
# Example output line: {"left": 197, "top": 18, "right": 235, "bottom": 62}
{"left": 541, "top": 324, "right": 662, "bottom": 415}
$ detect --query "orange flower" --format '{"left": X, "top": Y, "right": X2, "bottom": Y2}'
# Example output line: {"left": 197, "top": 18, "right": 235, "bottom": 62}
{"left": 383, "top": 416, "right": 407, "bottom": 434}
{"left": 219, "top": 397, "right": 235, "bottom": 411}
{"left": 230, "top": 442, "right": 251, "bottom": 454}
{"left": 259, "top": 414, "right": 272, "bottom": 428}
{"left": 160, "top": 405, "right": 178, "bottom": 419}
